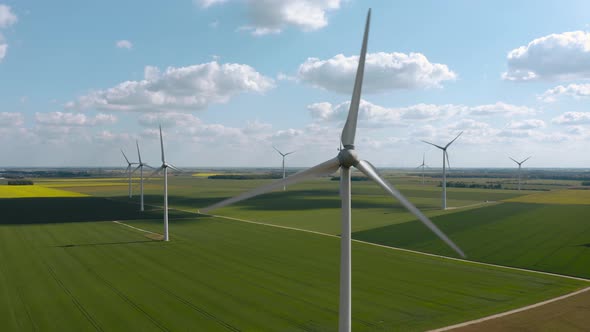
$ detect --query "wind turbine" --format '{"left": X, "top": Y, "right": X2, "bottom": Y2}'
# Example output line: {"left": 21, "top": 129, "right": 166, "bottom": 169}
{"left": 509, "top": 156, "right": 531, "bottom": 191}
{"left": 416, "top": 153, "right": 427, "bottom": 185}
{"left": 133, "top": 140, "right": 152, "bottom": 212}
{"left": 150, "top": 125, "right": 181, "bottom": 241}
{"left": 422, "top": 132, "right": 463, "bottom": 210}
{"left": 273, "top": 146, "right": 295, "bottom": 191}
{"left": 121, "top": 149, "right": 138, "bottom": 198}
{"left": 201, "top": 9, "right": 465, "bottom": 332}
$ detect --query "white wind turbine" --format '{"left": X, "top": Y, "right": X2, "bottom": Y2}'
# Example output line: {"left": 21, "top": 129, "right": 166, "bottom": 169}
{"left": 422, "top": 132, "right": 463, "bottom": 210}
{"left": 133, "top": 140, "right": 152, "bottom": 212}
{"left": 121, "top": 149, "right": 138, "bottom": 198}
{"left": 201, "top": 9, "right": 465, "bottom": 332}
{"left": 509, "top": 156, "right": 531, "bottom": 191}
{"left": 416, "top": 153, "right": 427, "bottom": 185}
{"left": 273, "top": 146, "right": 295, "bottom": 191}
{"left": 150, "top": 125, "right": 181, "bottom": 241}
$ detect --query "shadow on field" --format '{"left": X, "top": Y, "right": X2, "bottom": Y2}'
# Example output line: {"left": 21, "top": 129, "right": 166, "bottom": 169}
{"left": 56, "top": 240, "right": 156, "bottom": 248}
{"left": 0, "top": 197, "right": 193, "bottom": 225}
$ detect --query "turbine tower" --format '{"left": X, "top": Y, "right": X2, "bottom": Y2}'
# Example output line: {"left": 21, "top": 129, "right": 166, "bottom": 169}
{"left": 509, "top": 156, "right": 531, "bottom": 191}
{"left": 422, "top": 132, "right": 463, "bottom": 210}
{"left": 151, "top": 125, "right": 180, "bottom": 241}
{"left": 133, "top": 141, "right": 151, "bottom": 212}
{"left": 273, "top": 146, "right": 295, "bottom": 191}
{"left": 201, "top": 10, "right": 465, "bottom": 332}
{"left": 121, "top": 149, "right": 138, "bottom": 198}
{"left": 416, "top": 153, "right": 427, "bottom": 185}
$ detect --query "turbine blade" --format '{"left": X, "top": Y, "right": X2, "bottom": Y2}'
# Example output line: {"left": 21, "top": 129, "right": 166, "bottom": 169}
{"left": 421, "top": 140, "right": 445, "bottom": 150}
{"left": 143, "top": 164, "right": 155, "bottom": 170}
{"left": 148, "top": 166, "right": 164, "bottom": 179}
{"left": 121, "top": 149, "right": 130, "bottom": 164}
{"left": 340, "top": 9, "right": 371, "bottom": 148}
{"left": 136, "top": 140, "right": 142, "bottom": 164}
{"left": 445, "top": 131, "right": 463, "bottom": 149}
{"left": 201, "top": 157, "right": 341, "bottom": 213}
{"left": 509, "top": 157, "right": 519, "bottom": 164}
{"left": 131, "top": 165, "right": 141, "bottom": 174}
{"left": 272, "top": 146, "right": 284, "bottom": 156}
{"left": 522, "top": 156, "right": 532, "bottom": 164}
{"left": 445, "top": 150, "right": 451, "bottom": 169}
{"left": 167, "top": 163, "right": 182, "bottom": 172}
{"left": 159, "top": 125, "right": 165, "bottom": 164}
{"left": 284, "top": 150, "right": 296, "bottom": 156}
{"left": 355, "top": 160, "right": 466, "bottom": 258}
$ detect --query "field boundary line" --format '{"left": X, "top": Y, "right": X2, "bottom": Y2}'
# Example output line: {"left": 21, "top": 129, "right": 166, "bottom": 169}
{"left": 428, "top": 285, "right": 590, "bottom": 331}
{"left": 119, "top": 200, "right": 590, "bottom": 283}
{"left": 112, "top": 221, "right": 161, "bottom": 236}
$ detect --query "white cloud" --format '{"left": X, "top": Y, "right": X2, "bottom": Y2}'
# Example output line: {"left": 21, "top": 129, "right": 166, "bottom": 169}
{"left": 116, "top": 40, "right": 133, "bottom": 49}
{"left": 467, "top": 102, "right": 537, "bottom": 117}
{"left": 538, "top": 83, "right": 590, "bottom": 102}
{"left": 506, "top": 119, "right": 546, "bottom": 130}
{"left": 503, "top": 31, "right": 590, "bottom": 81}
{"left": 298, "top": 52, "right": 456, "bottom": 93}
{"left": 66, "top": 61, "right": 274, "bottom": 112}
{"left": 0, "top": 4, "right": 17, "bottom": 28}
{"left": 552, "top": 112, "right": 590, "bottom": 125}
{"left": 0, "top": 112, "right": 24, "bottom": 126}
{"left": 203, "top": 0, "right": 341, "bottom": 35}
{"left": 35, "top": 112, "right": 117, "bottom": 126}
{"left": 0, "top": 33, "right": 6, "bottom": 62}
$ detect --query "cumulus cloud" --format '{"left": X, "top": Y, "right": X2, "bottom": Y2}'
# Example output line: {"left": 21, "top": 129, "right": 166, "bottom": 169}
{"left": 503, "top": 31, "right": 590, "bottom": 81}
{"left": 0, "top": 112, "right": 24, "bottom": 126}
{"left": 551, "top": 112, "right": 590, "bottom": 125}
{"left": 538, "top": 83, "right": 590, "bottom": 102}
{"left": 138, "top": 112, "right": 202, "bottom": 128}
{"left": 506, "top": 119, "right": 546, "bottom": 130}
{"left": 202, "top": 0, "right": 341, "bottom": 35}
{"left": 66, "top": 61, "right": 274, "bottom": 112}
{"left": 0, "top": 4, "right": 17, "bottom": 28}
{"left": 116, "top": 40, "right": 133, "bottom": 49}
{"left": 298, "top": 52, "right": 456, "bottom": 93}
{"left": 309, "top": 100, "right": 534, "bottom": 127}
{"left": 35, "top": 112, "right": 117, "bottom": 126}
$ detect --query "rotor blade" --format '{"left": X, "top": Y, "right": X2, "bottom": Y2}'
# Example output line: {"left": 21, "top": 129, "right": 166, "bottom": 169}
{"left": 272, "top": 146, "right": 284, "bottom": 156}
{"left": 445, "top": 150, "right": 451, "bottom": 169}
{"left": 136, "top": 140, "right": 142, "bottom": 164}
{"left": 445, "top": 131, "right": 463, "bottom": 149}
{"left": 148, "top": 166, "right": 164, "bottom": 179}
{"left": 340, "top": 9, "right": 371, "bottom": 148}
{"left": 421, "top": 140, "right": 445, "bottom": 150}
{"left": 126, "top": 164, "right": 131, "bottom": 173}
{"left": 201, "top": 157, "right": 341, "bottom": 214}
{"left": 284, "top": 150, "right": 296, "bottom": 156}
{"left": 159, "top": 125, "right": 165, "bottom": 164}
{"left": 167, "top": 163, "right": 182, "bottom": 172}
{"left": 143, "top": 164, "right": 155, "bottom": 170}
{"left": 121, "top": 149, "right": 130, "bottom": 164}
{"left": 131, "top": 165, "right": 141, "bottom": 174}
{"left": 521, "top": 156, "right": 532, "bottom": 164}
{"left": 355, "top": 160, "right": 465, "bottom": 258}
{"left": 509, "top": 157, "right": 519, "bottom": 164}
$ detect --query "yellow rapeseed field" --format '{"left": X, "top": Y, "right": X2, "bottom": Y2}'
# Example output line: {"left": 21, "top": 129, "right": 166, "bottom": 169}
{"left": 0, "top": 185, "right": 88, "bottom": 198}
{"left": 191, "top": 173, "right": 220, "bottom": 178}
{"left": 505, "top": 189, "right": 590, "bottom": 205}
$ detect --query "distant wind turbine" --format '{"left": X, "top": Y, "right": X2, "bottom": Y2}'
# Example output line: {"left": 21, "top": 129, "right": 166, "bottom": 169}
{"left": 133, "top": 140, "right": 152, "bottom": 212}
{"left": 509, "top": 156, "right": 531, "bottom": 191}
{"left": 416, "top": 153, "right": 427, "bottom": 185}
{"left": 273, "top": 146, "right": 295, "bottom": 191}
{"left": 150, "top": 126, "right": 181, "bottom": 241}
{"left": 201, "top": 9, "right": 465, "bottom": 332}
{"left": 422, "top": 132, "right": 463, "bottom": 210}
{"left": 121, "top": 149, "right": 138, "bottom": 198}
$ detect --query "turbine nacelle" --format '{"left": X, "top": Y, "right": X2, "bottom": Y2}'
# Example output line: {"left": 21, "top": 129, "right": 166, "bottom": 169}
{"left": 338, "top": 148, "right": 359, "bottom": 168}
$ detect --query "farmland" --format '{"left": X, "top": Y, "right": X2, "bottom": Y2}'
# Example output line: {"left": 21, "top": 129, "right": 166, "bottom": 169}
{"left": 1, "top": 173, "right": 589, "bottom": 330}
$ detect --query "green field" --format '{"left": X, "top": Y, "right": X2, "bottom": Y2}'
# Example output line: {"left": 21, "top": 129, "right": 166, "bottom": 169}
{"left": 1, "top": 175, "right": 589, "bottom": 330}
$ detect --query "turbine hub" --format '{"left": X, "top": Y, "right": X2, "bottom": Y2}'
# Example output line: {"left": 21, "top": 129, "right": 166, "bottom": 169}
{"left": 338, "top": 148, "right": 359, "bottom": 168}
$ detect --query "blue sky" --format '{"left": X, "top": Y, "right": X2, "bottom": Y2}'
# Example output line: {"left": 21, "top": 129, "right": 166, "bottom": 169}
{"left": 1, "top": 0, "right": 590, "bottom": 168}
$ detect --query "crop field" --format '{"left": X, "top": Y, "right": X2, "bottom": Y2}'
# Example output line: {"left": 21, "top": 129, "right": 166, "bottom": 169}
{"left": 2, "top": 175, "right": 589, "bottom": 330}
{"left": 506, "top": 189, "right": 590, "bottom": 205}
{"left": 0, "top": 194, "right": 586, "bottom": 331}
{"left": 0, "top": 185, "right": 88, "bottom": 198}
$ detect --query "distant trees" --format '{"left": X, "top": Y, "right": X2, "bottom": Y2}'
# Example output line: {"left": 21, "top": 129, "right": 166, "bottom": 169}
{"left": 439, "top": 181, "right": 502, "bottom": 189}
{"left": 7, "top": 179, "right": 34, "bottom": 185}
{"left": 208, "top": 174, "right": 283, "bottom": 180}
{"left": 582, "top": 181, "right": 590, "bottom": 186}
{"left": 330, "top": 176, "right": 369, "bottom": 181}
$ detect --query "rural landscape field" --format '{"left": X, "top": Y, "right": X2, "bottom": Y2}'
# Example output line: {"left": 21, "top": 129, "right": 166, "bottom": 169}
{"left": 1, "top": 170, "right": 589, "bottom": 331}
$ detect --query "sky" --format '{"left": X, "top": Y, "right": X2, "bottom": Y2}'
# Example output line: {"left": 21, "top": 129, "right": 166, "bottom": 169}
{"left": 1, "top": 0, "right": 590, "bottom": 168}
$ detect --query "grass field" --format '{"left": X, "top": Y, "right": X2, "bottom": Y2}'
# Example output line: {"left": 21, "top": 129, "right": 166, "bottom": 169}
{"left": 0, "top": 198, "right": 586, "bottom": 331}
{"left": 0, "top": 185, "right": 88, "bottom": 198}
{"left": 506, "top": 189, "right": 590, "bottom": 205}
